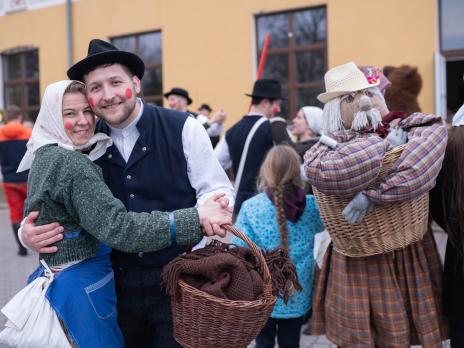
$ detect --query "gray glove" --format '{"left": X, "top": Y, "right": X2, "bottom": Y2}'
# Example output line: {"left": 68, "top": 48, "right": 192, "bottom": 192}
{"left": 342, "top": 192, "right": 374, "bottom": 224}
{"left": 386, "top": 128, "right": 407, "bottom": 147}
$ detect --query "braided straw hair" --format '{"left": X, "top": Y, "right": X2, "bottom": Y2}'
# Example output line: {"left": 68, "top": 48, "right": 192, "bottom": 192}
{"left": 257, "top": 145, "right": 304, "bottom": 252}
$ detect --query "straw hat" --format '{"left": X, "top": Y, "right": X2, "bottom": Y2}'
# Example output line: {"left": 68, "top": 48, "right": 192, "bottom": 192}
{"left": 317, "top": 62, "right": 380, "bottom": 103}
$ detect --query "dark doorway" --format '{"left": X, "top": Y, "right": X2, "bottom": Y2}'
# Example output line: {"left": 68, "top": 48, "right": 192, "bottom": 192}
{"left": 446, "top": 59, "right": 464, "bottom": 123}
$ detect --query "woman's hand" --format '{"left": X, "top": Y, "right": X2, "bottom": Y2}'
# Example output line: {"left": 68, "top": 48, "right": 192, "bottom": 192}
{"left": 197, "top": 193, "right": 232, "bottom": 237}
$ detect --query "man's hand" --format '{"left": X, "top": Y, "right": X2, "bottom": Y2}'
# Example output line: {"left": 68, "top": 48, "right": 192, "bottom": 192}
{"left": 342, "top": 192, "right": 374, "bottom": 224}
{"left": 386, "top": 128, "right": 407, "bottom": 147}
{"left": 21, "top": 211, "right": 64, "bottom": 253}
{"left": 209, "top": 109, "right": 227, "bottom": 125}
{"left": 197, "top": 193, "right": 232, "bottom": 238}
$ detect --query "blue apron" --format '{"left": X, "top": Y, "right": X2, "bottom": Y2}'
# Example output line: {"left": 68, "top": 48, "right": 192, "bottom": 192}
{"left": 28, "top": 240, "right": 124, "bottom": 348}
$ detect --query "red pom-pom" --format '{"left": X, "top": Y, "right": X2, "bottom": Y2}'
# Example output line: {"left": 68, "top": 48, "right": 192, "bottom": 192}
{"left": 64, "top": 121, "right": 73, "bottom": 130}
{"left": 125, "top": 88, "right": 133, "bottom": 99}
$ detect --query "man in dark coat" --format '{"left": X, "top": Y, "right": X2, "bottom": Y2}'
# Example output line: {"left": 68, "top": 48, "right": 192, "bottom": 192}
{"left": 0, "top": 105, "right": 30, "bottom": 256}
{"left": 214, "top": 79, "right": 283, "bottom": 216}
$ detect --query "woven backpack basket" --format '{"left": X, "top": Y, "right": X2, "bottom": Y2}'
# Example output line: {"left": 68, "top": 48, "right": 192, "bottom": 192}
{"left": 312, "top": 144, "right": 429, "bottom": 257}
{"left": 171, "top": 225, "right": 276, "bottom": 348}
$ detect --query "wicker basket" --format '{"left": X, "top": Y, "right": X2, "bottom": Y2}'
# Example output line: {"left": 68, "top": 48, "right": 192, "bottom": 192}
{"left": 171, "top": 225, "right": 276, "bottom": 348}
{"left": 312, "top": 144, "right": 429, "bottom": 257}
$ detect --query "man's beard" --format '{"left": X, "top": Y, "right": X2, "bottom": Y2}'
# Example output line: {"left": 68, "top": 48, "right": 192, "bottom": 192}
{"left": 351, "top": 108, "right": 383, "bottom": 131}
{"left": 96, "top": 99, "right": 136, "bottom": 127}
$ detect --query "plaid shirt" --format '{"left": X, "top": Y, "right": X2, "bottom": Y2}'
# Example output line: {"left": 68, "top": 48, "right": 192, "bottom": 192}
{"left": 304, "top": 113, "right": 447, "bottom": 204}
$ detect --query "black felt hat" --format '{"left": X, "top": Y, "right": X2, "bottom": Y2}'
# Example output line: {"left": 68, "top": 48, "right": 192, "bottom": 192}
{"left": 198, "top": 103, "right": 212, "bottom": 112}
{"left": 245, "top": 79, "right": 283, "bottom": 99}
{"left": 67, "top": 39, "right": 145, "bottom": 82}
{"left": 164, "top": 87, "right": 193, "bottom": 105}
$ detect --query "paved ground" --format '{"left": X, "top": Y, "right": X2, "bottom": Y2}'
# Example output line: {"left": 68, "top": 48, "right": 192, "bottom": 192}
{"left": 0, "top": 195, "right": 450, "bottom": 347}
{"left": 0, "top": 198, "right": 38, "bottom": 348}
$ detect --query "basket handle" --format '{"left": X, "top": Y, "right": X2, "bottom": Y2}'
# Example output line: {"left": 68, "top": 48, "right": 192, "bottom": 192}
{"left": 223, "top": 224, "right": 274, "bottom": 299}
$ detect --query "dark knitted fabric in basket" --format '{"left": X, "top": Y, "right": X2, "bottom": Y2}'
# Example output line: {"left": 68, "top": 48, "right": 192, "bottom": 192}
{"left": 182, "top": 253, "right": 262, "bottom": 301}
{"left": 162, "top": 240, "right": 300, "bottom": 302}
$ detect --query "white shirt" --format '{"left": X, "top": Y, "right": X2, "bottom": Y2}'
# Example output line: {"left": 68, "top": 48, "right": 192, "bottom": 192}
{"left": 197, "top": 113, "right": 223, "bottom": 137}
{"left": 107, "top": 100, "right": 144, "bottom": 163}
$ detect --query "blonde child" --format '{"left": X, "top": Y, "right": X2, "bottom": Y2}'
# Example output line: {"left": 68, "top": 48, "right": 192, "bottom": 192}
{"left": 231, "top": 145, "right": 324, "bottom": 348}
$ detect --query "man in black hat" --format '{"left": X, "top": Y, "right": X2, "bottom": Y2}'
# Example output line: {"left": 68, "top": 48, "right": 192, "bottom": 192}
{"left": 198, "top": 103, "right": 212, "bottom": 117}
{"left": 214, "top": 79, "right": 283, "bottom": 216}
{"left": 164, "top": 87, "right": 226, "bottom": 147}
{"left": 19, "top": 39, "right": 234, "bottom": 347}
{"left": 164, "top": 87, "right": 193, "bottom": 110}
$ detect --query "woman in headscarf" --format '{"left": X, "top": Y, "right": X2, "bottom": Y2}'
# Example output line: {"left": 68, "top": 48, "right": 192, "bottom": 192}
{"left": 0, "top": 80, "right": 231, "bottom": 348}
{"left": 270, "top": 106, "right": 323, "bottom": 161}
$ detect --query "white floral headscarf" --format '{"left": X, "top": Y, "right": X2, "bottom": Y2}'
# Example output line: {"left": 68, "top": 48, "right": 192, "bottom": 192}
{"left": 17, "top": 80, "right": 112, "bottom": 172}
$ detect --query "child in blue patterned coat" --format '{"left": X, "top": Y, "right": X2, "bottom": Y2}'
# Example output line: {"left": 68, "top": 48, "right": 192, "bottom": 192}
{"left": 231, "top": 145, "right": 324, "bottom": 348}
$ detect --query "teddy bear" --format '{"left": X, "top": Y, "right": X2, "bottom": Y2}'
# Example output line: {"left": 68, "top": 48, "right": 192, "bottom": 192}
{"left": 383, "top": 64, "right": 422, "bottom": 115}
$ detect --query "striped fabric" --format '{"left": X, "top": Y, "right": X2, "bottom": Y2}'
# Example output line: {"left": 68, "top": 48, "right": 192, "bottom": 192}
{"left": 303, "top": 113, "right": 447, "bottom": 203}
{"left": 304, "top": 131, "right": 387, "bottom": 196}
{"left": 311, "top": 229, "right": 448, "bottom": 347}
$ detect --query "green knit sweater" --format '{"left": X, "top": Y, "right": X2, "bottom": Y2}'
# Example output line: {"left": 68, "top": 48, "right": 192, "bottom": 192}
{"left": 24, "top": 145, "right": 203, "bottom": 267}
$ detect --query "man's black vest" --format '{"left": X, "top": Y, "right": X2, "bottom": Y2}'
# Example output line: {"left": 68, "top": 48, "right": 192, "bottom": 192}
{"left": 225, "top": 115, "right": 273, "bottom": 215}
{"left": 95, "top": 104, "right": 197, "bottom": 268}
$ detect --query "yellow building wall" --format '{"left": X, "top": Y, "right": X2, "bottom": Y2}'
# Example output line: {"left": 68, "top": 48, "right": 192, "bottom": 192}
{"left": 0, "top": 4, "right": 70, "bottom": 93}
{"left": 0, "top": 0, "right": 437, "bottom": 125}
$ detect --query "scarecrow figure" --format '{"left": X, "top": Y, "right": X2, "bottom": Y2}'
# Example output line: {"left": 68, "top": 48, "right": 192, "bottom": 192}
{"left": 304, "top": 62, "right": 448, "bottom": 348}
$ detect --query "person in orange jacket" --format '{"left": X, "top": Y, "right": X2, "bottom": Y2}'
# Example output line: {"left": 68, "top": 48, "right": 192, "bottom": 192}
{"left": 0, "top": 105, "right": 31, "bottom": 256}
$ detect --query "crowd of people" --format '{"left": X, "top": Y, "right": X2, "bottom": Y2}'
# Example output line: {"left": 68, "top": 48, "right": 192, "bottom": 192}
{"left": 0, "top": 37, "right": 462, "bottom": 348}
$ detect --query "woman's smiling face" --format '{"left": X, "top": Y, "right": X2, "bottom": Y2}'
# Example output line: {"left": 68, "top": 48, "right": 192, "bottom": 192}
{"left": 62, "top": 92, "right": 95, "bottom": 146}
